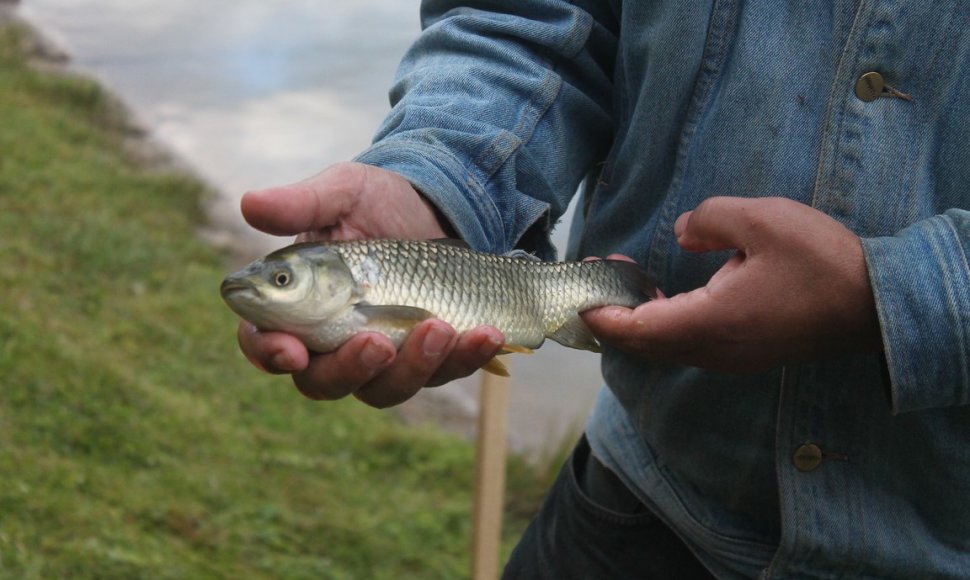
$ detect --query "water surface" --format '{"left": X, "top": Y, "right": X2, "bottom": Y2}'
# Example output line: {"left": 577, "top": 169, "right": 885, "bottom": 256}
{"left": 22, "top": 0, "right": 602, "bottom": 454}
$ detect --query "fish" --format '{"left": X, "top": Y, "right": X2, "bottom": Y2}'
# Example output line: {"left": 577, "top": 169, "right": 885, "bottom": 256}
{"left": 220, "top": 239, "right": 656, "bottom": 376}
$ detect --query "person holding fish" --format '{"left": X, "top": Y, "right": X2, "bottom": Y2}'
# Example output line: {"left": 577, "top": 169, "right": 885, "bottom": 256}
{"left": 230, "top": 2, "right": 970, "bottom": 578}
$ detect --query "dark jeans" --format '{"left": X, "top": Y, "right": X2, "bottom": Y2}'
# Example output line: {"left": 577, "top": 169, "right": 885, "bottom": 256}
{"left": 503, "top": 435, "right": 715, "bottom": 579}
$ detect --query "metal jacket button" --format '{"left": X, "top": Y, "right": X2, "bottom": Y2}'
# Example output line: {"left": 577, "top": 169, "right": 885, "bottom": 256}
{"left": 855, "top": 71, "right": 885, "bottom": 102}
{"left": 793, "top": 443, "right": 824, "bottom": 472}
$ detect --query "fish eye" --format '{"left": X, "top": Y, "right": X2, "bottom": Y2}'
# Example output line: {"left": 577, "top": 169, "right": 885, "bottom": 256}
{"left": 273, "top": 270, "right": 292, "bottom": 287}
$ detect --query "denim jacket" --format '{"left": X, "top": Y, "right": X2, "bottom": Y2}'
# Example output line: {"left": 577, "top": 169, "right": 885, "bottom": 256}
{"left": 355, "top": 2, "right": 970, "bottom": 577}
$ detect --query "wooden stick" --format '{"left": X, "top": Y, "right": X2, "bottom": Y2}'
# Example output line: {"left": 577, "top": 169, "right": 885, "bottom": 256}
{"left": 471, "top": 360, "right": 511, "bottom": 580}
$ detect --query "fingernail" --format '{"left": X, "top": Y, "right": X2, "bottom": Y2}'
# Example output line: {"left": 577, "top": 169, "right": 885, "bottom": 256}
{"left": 271, "top": 351, "right": 298, "bottom": 373}
{"left": 674, "top": 211, "right": 692, "bottom": 240}
{"left": 423, "top": 326, "right": 450, "bottom": 358}
{"left": 360, "top": 338, "right": 393, "bottom": 368}
{"left": 480, "top": 333, "right": 503, "bottom": 357}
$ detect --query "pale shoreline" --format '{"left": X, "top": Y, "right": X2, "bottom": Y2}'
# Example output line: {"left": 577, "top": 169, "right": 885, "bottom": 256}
{"left": 2, "top": 2, "right": 531, "bottom": 454}
{"left": 8, "top": 2, "right": 598, "bottom": 459}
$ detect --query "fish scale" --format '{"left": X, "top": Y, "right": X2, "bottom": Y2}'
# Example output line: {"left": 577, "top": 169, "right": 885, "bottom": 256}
{"left": 328, "top": 240, "right": 649, "bottom": 349}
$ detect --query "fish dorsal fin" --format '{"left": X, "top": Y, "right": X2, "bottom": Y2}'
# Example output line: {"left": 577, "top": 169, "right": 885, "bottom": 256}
{"left": 428, "top": 239, "right": 540, "bottom": 263}
{"left": 428, "top": 238, "right": 471, "bottom": 249}
{"left": 548, "top": 316, "right": 602, "bottom": 353}
{"left": 503, "top": 249, "right": 541, "bottom": 262}
{"left": 354, "top": 304, "right": 434, "bottom": 331}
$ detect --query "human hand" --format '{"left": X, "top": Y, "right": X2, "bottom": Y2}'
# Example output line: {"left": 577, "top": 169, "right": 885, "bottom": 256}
{"left": 582, "top": 197, "right": 882, "bottom": 373}
{"left": 236, "top": 162, "right": 504, "bottom": 407}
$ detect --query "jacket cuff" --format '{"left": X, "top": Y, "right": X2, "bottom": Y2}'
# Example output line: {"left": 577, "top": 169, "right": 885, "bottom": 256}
{"left": 355, "top": 139, "right": 553, "bottom": 256}
{"left": 862, "top": 211, "right": 970, "bottom": 413}
{"left": 354, "top": 140, "right": 500, "bottom": 251}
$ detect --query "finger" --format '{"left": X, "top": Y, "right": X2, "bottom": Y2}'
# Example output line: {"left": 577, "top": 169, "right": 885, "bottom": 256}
{"left": 354, "top": 320, "right": 459, "bottom": 408}
{"left": 291, "top": 332, "right": 396, "bottom": 401}
{"left": 240, "top": 163, "right": 365, "bottom": 236}
{"left": 581, "top": 304, "right": 649, "bottom": 351}
{"left": 583, "top": 254, "right": 634, "bottom": 263}
{"left": 585, "top": 300, "right": 757, "bottom": 371}
{"left": 426, "top": 326, "right": 505, "bottom": 387}
{"left": 582, "top": 291, "right": 712, "bottom": 356}
{"left": 237, "top": 322, "right": 309, "bottom": 374}
{"left": 675, "top": 197, "right": 761, "bottom": 253}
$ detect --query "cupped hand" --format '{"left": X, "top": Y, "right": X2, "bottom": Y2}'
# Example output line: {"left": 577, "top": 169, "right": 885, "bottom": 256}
{"left": 235, "top": 162, "right": 504, "bottom": 407}
{"left": 582, "top": 197, "right": 882, "bottom": 373}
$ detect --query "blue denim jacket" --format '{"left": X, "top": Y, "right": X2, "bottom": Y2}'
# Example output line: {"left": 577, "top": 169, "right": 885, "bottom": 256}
{"left": 356, "top": 2, "right": 970, "bottom": 577}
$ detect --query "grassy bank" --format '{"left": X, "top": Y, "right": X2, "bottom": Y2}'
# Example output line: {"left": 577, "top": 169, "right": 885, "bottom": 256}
{"left": 0, "top": 21, "right": 547, "bottom": 578}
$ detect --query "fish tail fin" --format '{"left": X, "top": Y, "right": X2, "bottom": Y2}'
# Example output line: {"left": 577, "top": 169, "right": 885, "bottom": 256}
{"left": 549, "top": 316, "right": 602, "bottom": 353}
{"left": 548, "top": 260, "right": 655, "bottom": 352}
{"left": 603, "top": 260, "right": 658, "bottom": 304}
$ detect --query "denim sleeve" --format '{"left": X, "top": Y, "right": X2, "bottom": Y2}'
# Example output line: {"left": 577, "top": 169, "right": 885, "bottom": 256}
{"left": 353, "top": 0, "right": 618, "bottom": 259}
{"left": 862, "top": 209, "right": 970, "bottom": 413}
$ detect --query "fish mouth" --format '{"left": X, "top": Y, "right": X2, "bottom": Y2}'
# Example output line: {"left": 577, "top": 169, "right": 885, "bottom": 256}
{"left": 220, "top": 277, "right": 260, "bottom": 300}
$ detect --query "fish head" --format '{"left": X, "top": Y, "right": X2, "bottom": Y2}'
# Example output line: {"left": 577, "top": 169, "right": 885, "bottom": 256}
{"left": 220, "top": 243, "right": 358, "bottom": 332}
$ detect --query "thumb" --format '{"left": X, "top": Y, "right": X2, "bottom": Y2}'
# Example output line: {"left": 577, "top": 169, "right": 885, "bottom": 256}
{"left": 240, "top": 163, "right": 365, "bottom": 236}
{"left": 675, "top": 196, "right": 765, "bottom": 253}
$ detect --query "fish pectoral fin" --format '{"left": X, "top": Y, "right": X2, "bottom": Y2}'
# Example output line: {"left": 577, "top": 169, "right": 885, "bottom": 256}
{"left": 480, "top": 345, "right": 534, "bottom": 376}
{"left": 354, "top": 304, "right": 435, "bottom": 332}
{"left": 500, "top": 344, "right": 534, "bottom": 355}
{"left": 549, "top": 316, "right": 602, "bottom": 353}
{"left": 481, "top": 357, "right": 510, "bottom": 377}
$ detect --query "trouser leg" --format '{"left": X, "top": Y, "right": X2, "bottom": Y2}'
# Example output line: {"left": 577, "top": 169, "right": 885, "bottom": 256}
{"left": 503, "top": 435, "right": 715, "bottom": 579}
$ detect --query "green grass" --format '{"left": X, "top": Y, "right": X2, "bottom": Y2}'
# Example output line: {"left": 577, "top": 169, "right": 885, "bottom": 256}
{"left": 0, "top": 22, "right": 549, "bottom": 578}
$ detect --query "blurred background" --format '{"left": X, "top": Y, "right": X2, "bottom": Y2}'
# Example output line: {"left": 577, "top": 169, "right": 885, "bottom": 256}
{"left": 19, "top": 0, "right": 604, "bottom": 457}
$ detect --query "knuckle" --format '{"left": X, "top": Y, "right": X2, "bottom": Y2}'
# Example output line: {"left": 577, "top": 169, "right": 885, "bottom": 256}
{"left": 693, "top": 196, "right": 736, "bottom": 221}
{"left": 324, "top": 162, "right": 367, "bottom": 193}
{"left": 351, "top": 388, "right": 381, "bottom": 407}
{"left": 239, "top": 347, "right": 269, "bottom": 373}
{"left": 293, "top": 365, "right": 358, "bottom": 401}
{"left": 353, "top": 384, "right": 414, "bottom": 409}
{"left": 294, "top": 382, "right": 346, "bottom": 401}
{"left": 434, "top": 363, "right": 476, "bottom": 386}
{"left": 359, "top": 395, "right": 395, "bottom": 410}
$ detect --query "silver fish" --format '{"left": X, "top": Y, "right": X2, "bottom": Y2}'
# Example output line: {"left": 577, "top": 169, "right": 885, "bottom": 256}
{"left": 220, "top": 239, "right": 655, "bottom": 375}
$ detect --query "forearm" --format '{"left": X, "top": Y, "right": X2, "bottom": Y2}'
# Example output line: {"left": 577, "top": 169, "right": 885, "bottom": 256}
{"left": 863, "top": 208, "right": 970, "bottom": 413}
{"left": 355, "top": 0, "right": 618, "bottom": 258}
